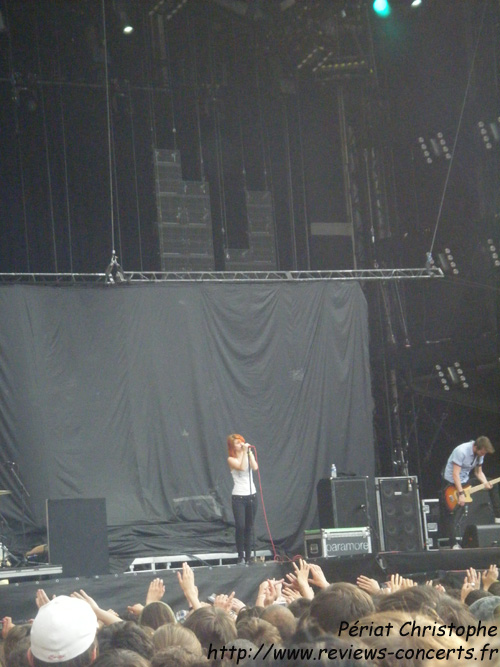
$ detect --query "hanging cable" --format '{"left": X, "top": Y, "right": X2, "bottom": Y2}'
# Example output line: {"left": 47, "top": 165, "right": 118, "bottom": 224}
{"left": 126, "top": 80, "right": 144, "bottom": 271}
{"left": 101, "top": 0, "right": 116, "bottom": 260}
{"left": 145, "top": 13, "right": 159, "bottom": 158}
{"left": 231, "top": 18, "right": 247, "bottom": 191}
{"left": 253, "top": 30, "right": 268, "bottom": 191}
{"left": 35, "top": 8, "right": 58, "bottom": 272}
{"left": 428, "top": 0, "right": 489, "bottom": 259}
{"left": 100, "top": 0, "right": 126, "bottom": 283}
{"left": 253, "top": 40, "right": 280, "bottom": 268}
{"left": 110, "top": 99, "right": 124, "bottom": 264}
{"left": 296, "top": 80, "right": 312, "bottom": 270}
{"left": 188, "top": 9, "right": 206, "bottom": 181}
{"left": 55, "top": 19, "right": 74, "bottom": 274}
{"left": 163, "top": 20, "right": 178, "bottom": 151}
{"left": 208, "top": 10, "right": 228, "bottom": 253}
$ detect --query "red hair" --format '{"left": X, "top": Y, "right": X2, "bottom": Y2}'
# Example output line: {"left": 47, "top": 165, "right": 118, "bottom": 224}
{"left": 227, "top": 433, "right": 244, "bottom": 457}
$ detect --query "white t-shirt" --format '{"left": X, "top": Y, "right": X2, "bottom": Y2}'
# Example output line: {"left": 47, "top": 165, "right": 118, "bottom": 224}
{"left": 231, "top": 456, "right": 256, "bottom": 495}
{"left": 443, "top": 440, "right": 483, "bottom": 485}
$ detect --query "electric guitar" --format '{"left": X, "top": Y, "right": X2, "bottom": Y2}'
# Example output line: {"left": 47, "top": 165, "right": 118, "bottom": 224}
{"left": 444, "top": 476, "right": 500, "bottom": 511}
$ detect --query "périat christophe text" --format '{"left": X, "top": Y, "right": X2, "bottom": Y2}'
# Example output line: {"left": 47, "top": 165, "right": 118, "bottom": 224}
{"left": 206, "top": 620, "right": 500, "bottom": 664}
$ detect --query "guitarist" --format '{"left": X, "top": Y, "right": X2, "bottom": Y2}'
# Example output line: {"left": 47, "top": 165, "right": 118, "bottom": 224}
{"left": 441, "top": 436, "right": 498, "bottom": 549}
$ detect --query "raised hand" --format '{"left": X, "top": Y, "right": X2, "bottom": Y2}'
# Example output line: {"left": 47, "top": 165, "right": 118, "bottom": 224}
{"left": 461, "top": 576, "right": 477, "bottom": 603}
{"left": 465, "top": 567, "right": 481, "bottom": 589}
{"left": 308, "top": 563, "right": 329, "bottom": 589}
{"left": 146, "top": 578, "right": 165, "bottom": 604}
{"left": 292, "top": 559, "right": 314, "bottom": 600}
{"left": 176, "top": 562, "right": 201, "bottom": 610}
{"left": 1, "top": 616, "right": 14, "bottom": 639}
{"left": 71, "top": 589, "right": 120, "bottom": 626}
{"left": 482, "top": 564, "right": 499, "bottom": 591}
{"left": 425, "top": 580, "right": 446, "bottom": 593}
{"left": 230, "top": 596, "right": 246, "bottom": 614}
{"left": 213, "top": 591, "right": 235, "bottom": 612}
{"left": 127, "top": 603, "right": 144, "bottom": 616}
{"left": 387, "top": 573, "right": 404, "bottom": 593}
{"left": 35, "top": 589, "right": 51, "bottom": 608}
{"left": 282, "top": 586, "right": 302, "bottom": 603}
{"left": 356, "top": 575, "right": 381, "bottom": 595}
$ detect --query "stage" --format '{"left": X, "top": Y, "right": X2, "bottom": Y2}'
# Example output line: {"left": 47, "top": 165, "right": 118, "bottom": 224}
{"left": 2, "top": 547, "right": 500, "bottom": 624}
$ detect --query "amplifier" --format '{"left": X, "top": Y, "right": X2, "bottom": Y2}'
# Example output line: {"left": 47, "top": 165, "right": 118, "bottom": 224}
{"left": 304, "top": 527, "right": 372, "bottom": 559}
{"left": 422, "top": 498, "right": 440, "bottom": 550}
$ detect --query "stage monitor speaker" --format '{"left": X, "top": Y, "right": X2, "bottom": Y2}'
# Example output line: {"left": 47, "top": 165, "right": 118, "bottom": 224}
{"left": 463, "top": 524, "right": 500, "bottom": 548}
{"left": 375, "top": 476, "right": 424, "bottom": 552}
{"left": 317, "top": 477, "right": 369, "bottom": 529}
{"left": 46, "top": 498, "right": 109, "bottom": 577}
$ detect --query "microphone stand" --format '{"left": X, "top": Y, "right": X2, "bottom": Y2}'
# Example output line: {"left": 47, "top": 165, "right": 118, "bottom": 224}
{"left": 248, "top": 447, "right": 256, "bottom": 564}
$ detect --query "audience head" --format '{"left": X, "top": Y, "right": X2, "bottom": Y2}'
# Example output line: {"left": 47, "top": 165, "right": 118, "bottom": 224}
{"left": 4, "top": 624, "right": 31, "bottom": 663}
{"left": 487, "top": 581, "right": 500, "bottom": 597}
{"left": 29, "top": 596, "right": 98, "bottom": 667}
{"left": 309, "top": 583, "right": 375, "bottom": 634}
{"left": 260, "top": 605, "right": 296, "bottom": 642}
{"left": 236, "top": 607, "right": 264, "bottom": 624}
{"left": 183, "top": 607, "right": 236, "bottom": 650}
{"left": 97, "top": 622, "right": 154, "bottom": 661}
{"left": 139, "top": 603, "right": 176, "bottom": 631}
{"left": 469, "top": 595, "right": 500, "bottom": 621}
{"left": 91, "top": 649, "right": 151, "bottom": 667}
{"left": 6, "top": 637, "right": 31, "bottom": 667}
{"left": 463, "top": 588, "right": 492, "bottom": 606}
{"left": 236, "top": 617, "right": 281, "bottom": 646}
{"left": 152, "top": 625, "right": 202, "bottom": 656}
{"left": 150, "top": 647, "right": 203, "bottom": 667}
{"left": 286, "top": 598, "right": 311, "bottom": 619}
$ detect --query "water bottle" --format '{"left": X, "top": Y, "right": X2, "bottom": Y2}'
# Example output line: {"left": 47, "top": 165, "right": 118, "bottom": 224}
{"left": 330, "top": 463, "right": 337, "bottom": 479}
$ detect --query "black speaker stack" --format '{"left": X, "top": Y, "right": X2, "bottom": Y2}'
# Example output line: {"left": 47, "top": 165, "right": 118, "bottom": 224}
{"left": 463, "top": 524, "right": 500, "bottom": 548}
{"left": 375, "top": 476, "right": 425, "bottom": 552}
{"left": 317, "top": 477, "right": 369, "bottom": 529}
{"left": 46, "top": 498, "right": 110, "bottom": 577}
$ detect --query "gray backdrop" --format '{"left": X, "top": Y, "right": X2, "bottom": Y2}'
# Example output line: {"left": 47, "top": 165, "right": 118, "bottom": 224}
{"left": 0, "top": 281, "right": 374, "bottom": 556}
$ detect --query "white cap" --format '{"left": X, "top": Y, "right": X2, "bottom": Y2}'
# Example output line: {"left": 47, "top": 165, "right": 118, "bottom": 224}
{"left": 30, "top": 596, "right": 98, "bottom": 663}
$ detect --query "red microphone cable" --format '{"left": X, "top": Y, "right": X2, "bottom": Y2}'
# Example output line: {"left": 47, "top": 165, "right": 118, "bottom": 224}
{"left": 249, "top": 444, "right": 280, "bottom": 562}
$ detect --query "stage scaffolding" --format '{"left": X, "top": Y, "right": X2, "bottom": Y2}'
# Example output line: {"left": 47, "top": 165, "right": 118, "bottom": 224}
{"left": 0, "top": 268, "right": 443, "bottom": 285}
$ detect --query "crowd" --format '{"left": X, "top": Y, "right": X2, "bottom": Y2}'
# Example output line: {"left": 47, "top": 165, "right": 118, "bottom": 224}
{"left": 2, "top": 559, "right": 500, "bottom": 666}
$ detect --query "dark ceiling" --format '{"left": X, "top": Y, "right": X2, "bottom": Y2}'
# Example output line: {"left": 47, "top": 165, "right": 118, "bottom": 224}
{"left": 0, "top": 0, "right": 498, "bottom": 481}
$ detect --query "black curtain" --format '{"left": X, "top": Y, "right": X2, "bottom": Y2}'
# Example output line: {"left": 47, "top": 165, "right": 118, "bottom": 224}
{"left": 0, "top": 281, "right": 374, "bottom": 555}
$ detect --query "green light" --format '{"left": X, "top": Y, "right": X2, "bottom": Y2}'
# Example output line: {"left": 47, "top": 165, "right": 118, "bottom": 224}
{"left": 373, "top": 0, "right": 391, "bottom": 16}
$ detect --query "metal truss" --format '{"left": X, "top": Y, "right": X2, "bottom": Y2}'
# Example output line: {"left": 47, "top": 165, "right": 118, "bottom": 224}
{"left": 0, "top": 268, "right": 443, "bottom": 285}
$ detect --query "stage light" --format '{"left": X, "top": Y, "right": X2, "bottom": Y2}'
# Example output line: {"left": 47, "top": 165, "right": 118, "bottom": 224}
{"left": 477, "top": 119, "right": 500, "bottom": 151}
{"left": 373, "top": 0, "right": 391, "bottom": 17}
{"left": 447, "top": 362, "right": 469, "bottom": 389}
{"left": 435, "top": 364, "right": 450, "bottom": 391}
{"left": 437, "top": 247, "right": 459, "bottom": 275}
{"left": 105, "top": 251, "right": 127, "bottom": 284}
{"left": 487, "top": 238, "right": 500, "bottom": 267}
{"left": 411, "top": 0, "right": 422, "bottom": 6}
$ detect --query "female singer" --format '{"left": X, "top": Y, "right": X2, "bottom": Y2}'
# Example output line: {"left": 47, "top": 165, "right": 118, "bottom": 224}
{"left": 227, "top": 433, "right": 258, "bottom": 564}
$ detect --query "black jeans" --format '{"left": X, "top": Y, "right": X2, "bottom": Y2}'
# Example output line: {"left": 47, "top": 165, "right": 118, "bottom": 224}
{"left": 232, "top": 494, "right": 257, "bottom": 561}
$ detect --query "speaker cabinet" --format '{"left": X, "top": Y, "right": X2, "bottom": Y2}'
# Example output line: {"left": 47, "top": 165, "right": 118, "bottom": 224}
{"left": 376, "top": 476, "right": 424, "bottom": 552}
{"left": 317, "top": 477, "right": 369, "bottom": 529}
{"left": 463, "top": 524, "right": 500, "bottom": 548}
{"left": 46, "top": 498, "right": 109, "bottom": 577}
